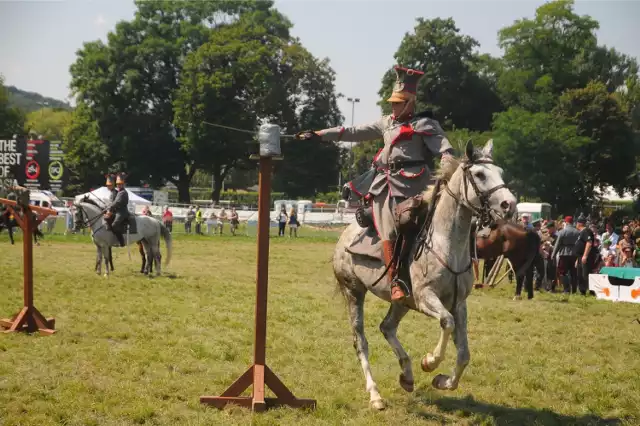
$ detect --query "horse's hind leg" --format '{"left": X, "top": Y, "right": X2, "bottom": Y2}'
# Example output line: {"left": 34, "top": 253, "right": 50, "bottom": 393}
{"left": 141, "top": 240, "right": 152, "bottom": 276}
{"left": 417, "top": 288, "right": 455, "bottom": 374}
{"left": 433, "top": 300, "right": 470, "bottom": 391}
{"left": 153, "top": 240, "right": 161, "bottom": 276}
{"left": 138, "top": 242, "right": 147, "bottom": 274}
{"left": 380, "top": 303, "right": 413, "bottom": 392}
{"left": 343, "top": 285, "right": 385, "bottom": 410}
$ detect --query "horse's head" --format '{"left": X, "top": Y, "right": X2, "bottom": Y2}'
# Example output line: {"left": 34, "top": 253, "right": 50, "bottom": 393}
{"left": 454, "top": 139, "right": 516, "bottom": 224}
{"left": 73, "top": 202, "right": 86, "bottom": 232}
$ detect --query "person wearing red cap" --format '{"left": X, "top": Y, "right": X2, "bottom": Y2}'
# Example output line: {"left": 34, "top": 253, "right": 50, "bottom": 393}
{"left": 551, "top": 215, "right": 580, "bottom": 294}
{"left": 297, "top": 66, "right": 454, "bottom": 301}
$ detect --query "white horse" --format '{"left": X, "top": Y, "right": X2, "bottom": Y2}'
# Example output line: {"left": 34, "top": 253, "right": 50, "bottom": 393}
{"left": 333, "top": 140, "right": 517, "bottom": 409}
{"left": 74, "top": 197, "right": 172, "bottom": 277}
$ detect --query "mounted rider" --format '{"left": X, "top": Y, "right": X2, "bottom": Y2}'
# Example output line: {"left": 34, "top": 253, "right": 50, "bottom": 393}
{"left": 298, "top": 66, "right": 454, "bottom": 301}
{"left": 106, "top": 173, "right": 129, "bottom": 247}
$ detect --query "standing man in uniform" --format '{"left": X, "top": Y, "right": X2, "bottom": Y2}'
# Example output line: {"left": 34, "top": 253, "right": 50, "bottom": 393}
{"left": 298, "top": 66, "right": 454, "bottom": 301}
{"left": 106, "top": 173, "right": 129, "bottom": 247}
{"left": 551, "top": 216, "right": 580, "bottom": 294}
{"left": 574, "top": 216, "right": 594, "bottom": 295}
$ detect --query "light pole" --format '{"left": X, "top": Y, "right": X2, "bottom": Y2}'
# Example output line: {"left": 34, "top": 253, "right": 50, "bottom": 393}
{"left": 346, "top": 97, "right": 360, "bottom": 181}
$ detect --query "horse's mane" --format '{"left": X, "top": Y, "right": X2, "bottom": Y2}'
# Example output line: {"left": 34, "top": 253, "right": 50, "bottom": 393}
{"left": 78, "top": 196, "right": 103, "bottom": 209}
{"left": 421, "top": 149, "right": 488, "bottom": 205}
{"left": 421, "top": 155, "right": 460, "bottom": 204}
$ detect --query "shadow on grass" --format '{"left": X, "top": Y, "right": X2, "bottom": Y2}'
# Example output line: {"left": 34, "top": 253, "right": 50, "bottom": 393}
{"left": 414, "top": 392, "right": 626, "bottom": 425}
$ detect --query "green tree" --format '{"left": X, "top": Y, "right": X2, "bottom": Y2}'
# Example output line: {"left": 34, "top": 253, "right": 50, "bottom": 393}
{"left": 553, "top": 81, "right": 638, "bottom": 195}
{"left": 497, "top": 0, "right": 638, "bottom": 111}
{"left": 0, "top": 76, "right": 25, "bottom": 139}
{"left": 69, "top": 0, "right": 271, "bottom": 202}
{"left": 492, "top": 107, "right": 589, "bottom": 213}
{"left": 62, "top": 102, "right": 111, "bottom": 193}
{"left": 378, "top": 17, "right": 503, "bottom": 131}
{"left": 25, "top": 107, "right": 71, "bottom": 139}
{"left": 174, "top": 9, "right": 343, "bottom": 201}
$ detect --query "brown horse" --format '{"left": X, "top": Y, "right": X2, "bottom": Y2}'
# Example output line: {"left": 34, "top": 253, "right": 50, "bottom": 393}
{"left": 474, "top": 219, "right": 540, "bottom": 280}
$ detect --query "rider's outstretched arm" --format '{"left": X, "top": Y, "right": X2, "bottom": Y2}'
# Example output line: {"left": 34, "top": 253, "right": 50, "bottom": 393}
{"left": 315, "top": 118, "right": 385, "bottom": 143}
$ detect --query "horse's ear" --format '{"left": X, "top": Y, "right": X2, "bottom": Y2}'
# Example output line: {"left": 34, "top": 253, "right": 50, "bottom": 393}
{"left": 482, "top": 139, "right": 494, "bottom": 158}
{"left": 465, "top": 140, "right": 474, "bottom": 161}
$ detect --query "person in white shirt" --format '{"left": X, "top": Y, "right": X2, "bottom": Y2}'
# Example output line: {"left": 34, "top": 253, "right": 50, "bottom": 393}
{"left": 601, "top": 222, "right": 619, "bottom": 247}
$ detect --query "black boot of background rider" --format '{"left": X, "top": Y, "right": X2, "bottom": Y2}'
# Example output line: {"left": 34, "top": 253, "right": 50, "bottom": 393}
{"left": 114, "top": 231, "right": 125, "bottom": 247}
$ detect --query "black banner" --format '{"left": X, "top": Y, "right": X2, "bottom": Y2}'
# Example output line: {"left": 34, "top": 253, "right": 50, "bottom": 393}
{"left": 0, "top": 137, "right": 24, "bottom": 188}
{"left": 0, "top": 138, "right": 67, "bottom": 191}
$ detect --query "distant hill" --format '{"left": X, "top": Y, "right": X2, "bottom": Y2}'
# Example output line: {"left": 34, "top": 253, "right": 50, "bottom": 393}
{"left": 6, "top": 86, "right": 72, "bottom": 112}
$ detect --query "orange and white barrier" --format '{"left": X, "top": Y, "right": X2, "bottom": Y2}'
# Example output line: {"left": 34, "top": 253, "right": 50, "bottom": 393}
{"left": 589, "top": 273, "right": 640, "bottom": 304}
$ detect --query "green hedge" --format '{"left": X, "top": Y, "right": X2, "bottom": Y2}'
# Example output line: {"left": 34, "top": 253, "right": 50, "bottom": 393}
{"left": 166, "top": 189, "right": 342, "bottom": 205}
{"left": 167, "top": 190, "right": 286, "bottom": 205}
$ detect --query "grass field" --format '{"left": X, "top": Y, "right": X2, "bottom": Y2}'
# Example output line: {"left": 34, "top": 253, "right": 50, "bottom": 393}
{"left": 1, "top": 229, "right": 639, "bottom": 426}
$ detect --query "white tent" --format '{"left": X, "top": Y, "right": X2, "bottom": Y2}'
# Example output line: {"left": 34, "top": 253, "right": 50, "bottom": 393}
{"left": 74, "top": 186, "right": 152, "bottom": 207}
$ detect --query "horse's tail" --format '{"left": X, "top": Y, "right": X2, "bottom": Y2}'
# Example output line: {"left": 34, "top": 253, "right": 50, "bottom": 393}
{"left": 160, "top": 221, "right": 172, "bottom": 267}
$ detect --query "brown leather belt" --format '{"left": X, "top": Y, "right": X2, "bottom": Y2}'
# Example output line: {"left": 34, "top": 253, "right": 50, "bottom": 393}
{"left": 380, "top": 160, "right": 427, "bottom": 172}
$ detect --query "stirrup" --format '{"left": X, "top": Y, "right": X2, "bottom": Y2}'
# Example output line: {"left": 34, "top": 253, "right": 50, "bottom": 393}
{"left": 391, "top": 277, "right": 410, "bottom": 299}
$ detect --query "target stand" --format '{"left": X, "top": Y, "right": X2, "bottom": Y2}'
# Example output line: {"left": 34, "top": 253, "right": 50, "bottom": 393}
{"left": 200, "top": 125, "right": 316, "bottom": 412}
{"left": 1, "top": 188, "right": 57, "bottom": 335}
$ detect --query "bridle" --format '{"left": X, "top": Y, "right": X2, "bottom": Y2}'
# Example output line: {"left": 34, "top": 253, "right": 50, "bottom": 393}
{"left": 413, "top": 156, "right": 511, "bottom": 314}
{"left": 74, "top": 200, "right": 108, "bottom": 235}
{"left": 444, "top": 158, "right": 508, "bottom": 227}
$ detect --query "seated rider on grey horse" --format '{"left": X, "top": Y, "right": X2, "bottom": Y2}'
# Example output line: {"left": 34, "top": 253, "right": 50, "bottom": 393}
{"left": 105, "top": 173, "right": 129, "bottom": 247}
{"left": 297, "top": 66, "right": 454, "bottom": 302}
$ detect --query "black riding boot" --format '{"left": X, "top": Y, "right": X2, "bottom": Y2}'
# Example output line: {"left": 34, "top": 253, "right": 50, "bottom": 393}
{"left": 114, "top": 231, "right": 125, "bottom": 247}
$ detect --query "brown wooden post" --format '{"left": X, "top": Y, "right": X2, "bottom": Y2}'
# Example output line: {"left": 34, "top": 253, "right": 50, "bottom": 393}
{"left": 200, "top": 125, "right": 316, "bottom": 412}
{"left": 1, "top": 192, "right": 56, "bottom": 335}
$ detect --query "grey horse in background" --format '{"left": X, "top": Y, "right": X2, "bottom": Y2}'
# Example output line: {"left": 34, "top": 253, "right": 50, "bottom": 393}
{"left": 74, "top": 197, "right": 172, "bottom": 277}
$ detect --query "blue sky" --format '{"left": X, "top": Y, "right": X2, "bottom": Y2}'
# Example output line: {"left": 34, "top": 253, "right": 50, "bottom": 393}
{"left": 1, "top": 0, "right": 638, "bottom": 125}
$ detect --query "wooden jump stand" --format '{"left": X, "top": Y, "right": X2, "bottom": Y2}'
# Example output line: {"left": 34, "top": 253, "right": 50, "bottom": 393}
{"left": 200, "top": 125, "right": 316, "bottom": 412}
{"left": 1, "top": 187, "right": 57, "bottom": 335}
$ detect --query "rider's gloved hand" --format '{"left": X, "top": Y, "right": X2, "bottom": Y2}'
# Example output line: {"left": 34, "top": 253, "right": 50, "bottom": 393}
{"left": 294, "top": 130, "right": 322, "bottom": 141}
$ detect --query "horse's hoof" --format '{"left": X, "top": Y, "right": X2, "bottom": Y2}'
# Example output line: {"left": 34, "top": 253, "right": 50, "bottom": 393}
{"left": 421, "top": 354, "right": 437, "bottom": 372}
{"left": 399, "top": 374, "right": 414, "bottom": 392}
{"left": 431, "top": 374, "right": 452, "bottom": 390}
{"left": 370, "top": 399, "right": 386, "bottom": 410}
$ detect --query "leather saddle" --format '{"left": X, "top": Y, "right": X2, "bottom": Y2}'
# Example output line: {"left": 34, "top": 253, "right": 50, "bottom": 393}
{"left": 104, "top": 212, "right": 138, "bottom": 235}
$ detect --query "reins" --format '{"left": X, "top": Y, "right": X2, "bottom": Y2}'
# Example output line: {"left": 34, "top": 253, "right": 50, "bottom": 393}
{"left": 412, "top": 157, "right": 507, "bottom": 313}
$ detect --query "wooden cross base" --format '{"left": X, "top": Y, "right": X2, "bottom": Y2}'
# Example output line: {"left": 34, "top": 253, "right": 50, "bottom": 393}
{"left": 1, "top": 306, "right": 56, "bottom": 335}
{"left": 0, "top": 195, "right": 57, "bottom": 336}
{"left": 200, "top": 364, "right": 316, "bottom": 412}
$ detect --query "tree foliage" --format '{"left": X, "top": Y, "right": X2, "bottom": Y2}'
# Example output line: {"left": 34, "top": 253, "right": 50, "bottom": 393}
{"left": 378, "top": 18, "right": 503, "bottom": 131}
{"left": 0, "top": 76, "right": 25, "bottom": 139}
{"left": 25, "top": 108, "right": 71, "bottom": 139}
{"left": 69, "top": 0, "right": 342, "bottom": 202}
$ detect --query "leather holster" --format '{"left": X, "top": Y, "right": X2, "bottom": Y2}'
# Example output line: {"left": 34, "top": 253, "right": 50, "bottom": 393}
{"left": 356, "top": 205, "right": 374, "bottom": 229}
{"left": 394, "top": 194, "right": 425, "bottom": 234}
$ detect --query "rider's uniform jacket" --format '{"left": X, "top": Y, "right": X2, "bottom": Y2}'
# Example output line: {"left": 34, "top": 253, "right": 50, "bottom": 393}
{"left": 318, "top": 112, "right": 454, "bottom": 199}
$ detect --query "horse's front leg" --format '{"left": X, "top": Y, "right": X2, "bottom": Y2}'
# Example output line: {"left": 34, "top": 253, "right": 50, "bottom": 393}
{"left": 95, "top": 246, "right": 102, "bottom": 275}
{"left": 416, "top": 287, "right": 455, "bottom": 374}
{"left": 432, "top": 300, "right": 470, "bottom": 391}
{"left": 103, "top": 246, "right": 111, "bottom": 278}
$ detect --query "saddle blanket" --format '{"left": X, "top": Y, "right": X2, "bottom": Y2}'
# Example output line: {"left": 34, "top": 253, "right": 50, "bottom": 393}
{"left": 126, "top": 215, "right": 138, "bottom": 235}
{"left": 346, "top": 227, "right": 384, "bottom": 262}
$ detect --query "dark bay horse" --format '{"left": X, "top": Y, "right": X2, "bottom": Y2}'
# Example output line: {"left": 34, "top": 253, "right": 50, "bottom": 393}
{"left": 474, "top": 219, "right": 541, "bottom": 280}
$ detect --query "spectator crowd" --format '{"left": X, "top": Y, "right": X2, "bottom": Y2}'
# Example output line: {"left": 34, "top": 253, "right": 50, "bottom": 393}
{"left": 495, "top": 213, "right": 640, "bottom": 300}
